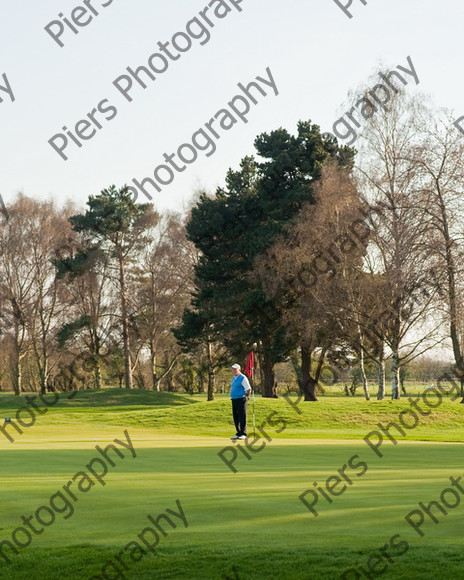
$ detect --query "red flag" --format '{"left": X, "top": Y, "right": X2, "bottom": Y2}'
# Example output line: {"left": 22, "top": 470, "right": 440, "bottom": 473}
{"left": 244, "top": 352, "right": 254, "bottom": 379}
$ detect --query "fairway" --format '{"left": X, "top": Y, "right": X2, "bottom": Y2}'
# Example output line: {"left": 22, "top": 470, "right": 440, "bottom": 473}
{"left": 0, "top": 391, "right": 463, "bottom": 579}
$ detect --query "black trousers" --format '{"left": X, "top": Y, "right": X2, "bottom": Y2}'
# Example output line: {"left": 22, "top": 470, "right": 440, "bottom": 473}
{"left": 232, "top": 397, "right": 248, "bottom": 436}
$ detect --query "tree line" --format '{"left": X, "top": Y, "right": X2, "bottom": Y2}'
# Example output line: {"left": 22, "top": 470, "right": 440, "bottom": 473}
{"left": 0, "top": 188, "right": 195, "bottom": 396}
{"left": 1, "top": 79, "right": 463, "bottom": 401}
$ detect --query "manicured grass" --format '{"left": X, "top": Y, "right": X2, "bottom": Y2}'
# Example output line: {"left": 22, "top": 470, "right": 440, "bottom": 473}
{"left": 1, "top": 442, "right": 464, "bottom": 579}
{"left": 0, "top": 390, "right": 463, "bottom": 579}
{"left": 2, "top": 389, "right": 463, "bottom": 442}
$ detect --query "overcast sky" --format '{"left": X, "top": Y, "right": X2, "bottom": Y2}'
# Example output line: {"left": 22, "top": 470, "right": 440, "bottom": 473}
{"left": 1, "top": 0, "right": 463, "bottom": 213}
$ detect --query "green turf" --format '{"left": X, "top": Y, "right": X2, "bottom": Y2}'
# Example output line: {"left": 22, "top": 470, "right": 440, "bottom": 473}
{"left": 0, "top": 389, "right": 463, "bottom": 579}
{"left": 2, "top": 387, "right": 464, "bottom": 441}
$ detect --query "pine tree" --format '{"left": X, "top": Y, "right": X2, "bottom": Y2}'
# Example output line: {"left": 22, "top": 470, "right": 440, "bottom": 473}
{"left": 69, "top": 185, "right": 158, "bottom": 389}
{"left": 180, "top": 121, "right": 354, "bottom": 397}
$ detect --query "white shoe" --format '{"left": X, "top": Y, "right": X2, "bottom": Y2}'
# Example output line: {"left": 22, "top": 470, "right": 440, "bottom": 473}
{"left": 237, "top": 435, "right": 247, "bottom": 440}
{"left": 230, "top": 435, "right": 239, "bottom": 440}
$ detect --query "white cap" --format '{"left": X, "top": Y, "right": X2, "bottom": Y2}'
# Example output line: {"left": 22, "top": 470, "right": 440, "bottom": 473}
{"left": 231, "top": 363, "right": 241, "bottom": 369}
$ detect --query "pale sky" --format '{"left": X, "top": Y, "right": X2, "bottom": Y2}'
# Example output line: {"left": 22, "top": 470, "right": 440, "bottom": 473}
{"left": 1, "top": 0, "right": 463, "bottom": 212}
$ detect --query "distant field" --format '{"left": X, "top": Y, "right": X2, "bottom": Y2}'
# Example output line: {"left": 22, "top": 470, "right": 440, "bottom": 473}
{"left": 0, "top": 389, "right": 463, "bottom": 579}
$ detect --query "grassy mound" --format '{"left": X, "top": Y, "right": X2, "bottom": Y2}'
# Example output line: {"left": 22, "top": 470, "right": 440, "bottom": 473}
{"left": 1, "top": 389, "right": 463, "bottom": 442}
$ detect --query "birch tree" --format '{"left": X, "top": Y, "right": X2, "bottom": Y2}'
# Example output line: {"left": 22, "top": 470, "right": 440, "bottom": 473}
{"left": 355, "top": 87, "right": 442, "bottom": 398}
{"left": 413, "top": 108, "right": 464, "bottom": 394}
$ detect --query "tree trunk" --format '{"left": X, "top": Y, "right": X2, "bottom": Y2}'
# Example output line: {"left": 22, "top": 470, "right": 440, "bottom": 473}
{"left": 9, "top": 301, "right": 24, "bottom": 396}
{"left": 391, "top": 350, "right": 400, "bottom": 399}
{"left": 377, "top": 343, "right": 386, "bottom": 400}
{"left": 261, "top": 347, "right": 275, "bottom": 398}
{"left": 12, "top": 325, "right": 22, "bottom": 396}
{"left": 92, "top": 333, "right": 102, "bottom": 390}
{"left": 359, "top": 348, "right": 370, "bottom": 401}
{"left": 207, "top": 341, "right": 215, "bottom": 401}
{"left": 304, "top": 376, "right": 318, "bottom": 401}
{"left": 446, "top": 254, "right": 464, "bottom": 377}
{"left": 39, "top": 328, "right": 48, "bottom": 395}
{"left": 357, "top": 325, "right": 370, "bottom": 401}
{"left": 432, "top": 183, "right": 464, "bottom": 383}
{"left": 150, "top": 340, "right": 159, "bottom": 391}
{"left": 39, "top": 363, "right": 47, "bottom": 395}
{"left": 94, "top": 361, "right": 102, "bottom": 390}
{"left": 400, "top": 369, "right": 406, "bottom": 395}
{"left": 301, "top": 346, "right": 318, "bottom": 401}
{"left": 118, "top": 250, "right": 133, "bottom": 390}
{"left": 13, "top": 360, "right": 22, "bottom": 396}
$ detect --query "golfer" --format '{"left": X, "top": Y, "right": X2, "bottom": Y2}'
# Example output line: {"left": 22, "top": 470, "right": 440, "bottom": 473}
{"left": 230, "top": 363, "right": 251, "bottom": 440}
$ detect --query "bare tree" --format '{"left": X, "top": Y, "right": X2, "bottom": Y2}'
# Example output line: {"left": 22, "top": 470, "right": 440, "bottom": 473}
{"left": 27, "top": 201, "right": 72, "bottom": 394}
{"left": 133, "top": 212, "right": 195, "bottom": 391}
{"left": 0, "top": 196, "right": 73, "bottom": 394}
{"left": 355, "top": 87, "right": 443, "bottom": 399}
{"left": 257, "top": 163, "right": 366, "bottom": 400}
{"left": 0, "top": 195, "right": 36, "bottom": 394}
{"left": 412, "top": 108, "right": 464, "bottom": 394}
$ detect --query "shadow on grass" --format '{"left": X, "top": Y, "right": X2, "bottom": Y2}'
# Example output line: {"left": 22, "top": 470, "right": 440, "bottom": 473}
{"left": 2, "top": 544, "right": 464, "bottom": 580}
{"left": 0, "top": 389, "right": 199, "bottom": 409}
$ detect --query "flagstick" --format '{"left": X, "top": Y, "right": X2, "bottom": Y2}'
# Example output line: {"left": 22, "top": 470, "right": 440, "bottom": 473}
{"left": 252, "top": 359, "right": 256, "bottom": 435}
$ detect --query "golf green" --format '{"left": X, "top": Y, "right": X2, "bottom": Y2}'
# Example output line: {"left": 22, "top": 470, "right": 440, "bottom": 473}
{"left": 0, "top": 391, "right": 463, "bottom": 579}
